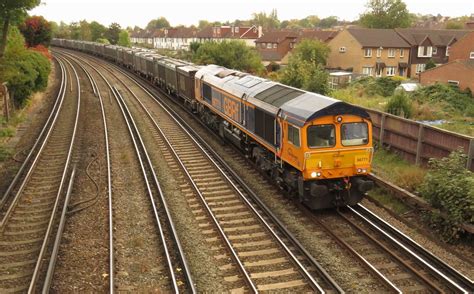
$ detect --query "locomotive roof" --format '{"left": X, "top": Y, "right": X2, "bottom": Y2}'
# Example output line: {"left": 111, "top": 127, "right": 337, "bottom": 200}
{"left": 196, "top": 65, "right": 370, "bottom": 127}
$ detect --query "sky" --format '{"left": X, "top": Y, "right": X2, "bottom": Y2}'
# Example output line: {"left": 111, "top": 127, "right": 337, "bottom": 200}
{"left": 30, "top": 0, "right": 474, "bottom": 28}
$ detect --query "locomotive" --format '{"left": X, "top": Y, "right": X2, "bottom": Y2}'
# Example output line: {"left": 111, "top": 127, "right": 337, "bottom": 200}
{"left": 52, "top": 39, "right": 374, "bottom": 209}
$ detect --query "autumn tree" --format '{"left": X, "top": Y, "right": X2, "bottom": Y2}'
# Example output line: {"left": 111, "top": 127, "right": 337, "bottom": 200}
{"left": 280, "top": 39, "right": 331, "bottom": 95}
{"left": 252, "top": 9, "right": 280, "bottom": 30}
{"left": 106, "top": 22, "right": 121, "bottom": 44}
{"left": 118, "top": 30, "right": 131, "bottom": 47}
{"left": 19, "top": 15, "right": 52, "bottom": 47}
{"left": 146, "top": 17, "right": 170, "bottom": 30}
{"left": 318, "top": 16, "right": 339, "bottom": 28}
{"left": 0, "top": 0, "right": 41, "bottom": 58}
{"left": 359, "top": 0, "right": 412, "bottom": 29}
{"left": 193, "top": 40, "right": 264, "bottom": 74}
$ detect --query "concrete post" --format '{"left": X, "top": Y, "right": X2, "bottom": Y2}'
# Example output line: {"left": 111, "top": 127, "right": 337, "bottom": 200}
{"left": 379, "top": 114, "right": 386, "bottom": 146}
{"left": 415, "top": 124, "right": 424, "bottom": 165}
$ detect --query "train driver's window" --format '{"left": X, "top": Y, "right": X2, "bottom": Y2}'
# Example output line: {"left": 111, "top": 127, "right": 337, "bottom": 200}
{"left": 287, "top": 124, "right": 300, "bottom": 147}
{"left": 341, "top": 122, "right": 368, "bottom": 146}
{"left": 307, "top": 125, "right": 335, "bottom": 148}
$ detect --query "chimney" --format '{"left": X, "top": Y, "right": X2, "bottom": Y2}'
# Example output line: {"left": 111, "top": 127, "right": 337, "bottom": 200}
{"left": 258, "top": 26, "right": 263, "bottom": 38}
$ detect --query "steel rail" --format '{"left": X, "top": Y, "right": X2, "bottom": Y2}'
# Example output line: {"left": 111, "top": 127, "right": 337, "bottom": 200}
{"left": 42, "top": 166, "right": 77, "bottom": 293}
{"left": 0, "top": 56, "right": 66, "bottom": 210}
{"left": 77, "top": 56, "right": 190, "bottom": 293}
{"left": 49, "top": 51, "right": 115, "bottom": 293}
{"left": 27, "top": 54, "right": 81, "bottom": 293}
{"left": 88, "top": 55, "right": 329, "bottom": 293}
{"left": 353, "top": 204, "right": 474, "bottom": 293}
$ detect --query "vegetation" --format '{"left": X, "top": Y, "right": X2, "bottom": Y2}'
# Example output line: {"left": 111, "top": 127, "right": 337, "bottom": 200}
{"left": 425, "top": 59, "right": 436, "bottom": 70}
{"left": 105, "top": 23, "right": 121, "bottom": 45}
{"left": 385, "top": 93, "right": 413, "bottom": 118}
{"left": 19, "top": 15, "right": 52, "bottom": 47}
{"left": 252, "top": 9, "right": 280, "bottom": 30}
{"left": 279, "top": 39, "right": 331, "bottom": 95}
{"left": 418, "top": 150, "right": 474, "bottom": 241}
{"left": 445, "top": 21, "right": 464, "bottom": 29}
{"left": 117, "top": 30, "right": 131, "bottom": 47}
{"left": 146, "top": 17, "right": 170, "bottom": 30}
{"left": 193, "top": 40, "right": 264, "bottom": 74}
{"left": 0, "top": 0, "right": 41, "bottom": 58}
{"left": 359, "top": 0, "right": 412, "bottom": 29}
{"left": 0, "top": 27, "right": 51, "bottom": 106}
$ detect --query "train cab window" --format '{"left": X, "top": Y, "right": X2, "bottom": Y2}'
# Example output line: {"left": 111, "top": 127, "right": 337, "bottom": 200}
{"left": 307, "top": 125, "right": 335, "bottom": 148}
{"left": 202, "top": 83, "right": 212, "bottom": 103}
{"left": 341, "top": 122, "right": 368, "bottom": 146}
{"left": 287, "top": 124, "right": 300, "bottom": 147}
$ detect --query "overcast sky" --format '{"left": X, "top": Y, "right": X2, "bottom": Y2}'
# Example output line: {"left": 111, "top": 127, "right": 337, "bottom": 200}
{"left": 30, "top": 0, "right": 474, "bottom": 28}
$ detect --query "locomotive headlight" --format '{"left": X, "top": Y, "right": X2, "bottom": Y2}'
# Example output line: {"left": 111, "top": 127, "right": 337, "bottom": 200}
{"left": 357, "top": 168, "right": 362, "bottom": 173}
{"left": 336, "top": 116, "right": 343, "bottom": 123}
{"left": 362, "top": 169, "right": 367, "bottom": 173}
{"left": 311, "top": 171, "right": 317, "bottom": 178}
{"left": 317, "top": 172, "right": 321, "bottom": 177}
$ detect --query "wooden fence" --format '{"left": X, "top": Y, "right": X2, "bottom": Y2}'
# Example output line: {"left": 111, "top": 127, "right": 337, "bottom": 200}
{"left": 366, "top": 109, "right": 474, "bottom": 171}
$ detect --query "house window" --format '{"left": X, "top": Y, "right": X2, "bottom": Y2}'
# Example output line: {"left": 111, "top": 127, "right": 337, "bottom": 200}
{"left": 432, "top": 47, "right": 437, "bottom": 55}
{"left": 339, "top": 47, "right": 346, "bottom": 53}
{"left": 261, "top": 43, "right": 266, "bottom": 48}
{"left": 287, "top": 124, "right": 300, "bottom": 147}
{"left": 376, "top": 48, "right": 382, "bottom": 57}
{"left": 362, "top": 67, "right": 373, "bottom": 76}
{"left": 386, "top": 66, "right": 396, "bottom": 76}
{"left": 416, "top": 63, "right": 426, "bottom": 73}
{"left": 448, "top": 80, "right": 459, "bottom": 86}
{"left": 446, "top": 46, "right": 450, "bottom": 56}
{"left": 388, "top": 48, "right": 395, "bottom": 58}
{"left": 267, "top": 43, "right": 272, "bottom": 49}
{"left": 273, "top": 43, "right": 277, "bottom": 49}
{"left": 470, "top": 52, "right": 474, "bottom": 59}
{"left": 290, "top": 43, "right": 294, "bottom": 49}
{"left": 400, "top": 49, "right": 404, "bottom": 57}
{"left": 235, "top": 27, "right": 239, "bottom": 33}
{"left": 418, "top": 46, "right": 432, "bottom": 57}
{"left": 364, "top": 48, "right": 372, "bottom": 57}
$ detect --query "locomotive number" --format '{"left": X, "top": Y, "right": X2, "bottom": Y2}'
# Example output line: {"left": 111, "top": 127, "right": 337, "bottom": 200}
{"left": 224, "top": 98, "right": 240, "bottom": 121}
{"left": 355, "top": 156, "right": 369, "bottom": 163}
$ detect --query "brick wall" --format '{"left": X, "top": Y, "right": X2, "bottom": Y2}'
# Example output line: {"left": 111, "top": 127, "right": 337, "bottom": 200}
{"left": 449, "top": 31, "right": 474, "bottom": 61}
{"left": 419, "top": 61, "right": 474, "bottom": 93}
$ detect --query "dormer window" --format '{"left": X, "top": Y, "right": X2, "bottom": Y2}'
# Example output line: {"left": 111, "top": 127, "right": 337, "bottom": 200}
{"left": 418, "top": 46, "right": 432, "bottom": 57}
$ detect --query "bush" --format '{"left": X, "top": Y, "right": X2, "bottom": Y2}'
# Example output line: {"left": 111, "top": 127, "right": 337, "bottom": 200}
{"left": 413, "top": 83, "right": 473, "bottom": 116}
{"left": 418, "top": 149, "right": 474, "bottom": 241}
{"left": 349, "top": 76, "right": 401, "bottom": 97}
{"left": 385, "top": 93, "right": 413, "bottom": 118}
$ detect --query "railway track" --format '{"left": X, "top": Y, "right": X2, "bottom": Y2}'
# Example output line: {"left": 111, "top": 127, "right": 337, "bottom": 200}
{"left": 0, "top": 55, "right": 80, "bottom": 292}
{"left": 66, "top": 50, "right": 343, "bottom": 293}
{"left": 58, "top": 52, "right": 195, "bottom": 292}
{"left": 60, "top": 48, "right": 473, "bottom": 293}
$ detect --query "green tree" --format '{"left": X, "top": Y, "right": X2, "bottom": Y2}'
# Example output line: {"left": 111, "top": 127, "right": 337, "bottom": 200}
{"left": 359, "top": 0, "right": 412, "bottom": 29}
{"left": 299, "top": 15, "right": 320, "bottom": 28}
{"left": 445, "top": 21, "right": 463, "bottom": 29}
{"left": 193, "top": 40, "right": 264, "bottom": 74}
{"left": 19, "top": 15, "right": 52, "bottom": 47}
{"left": 252, "top": 9, "right": 280, "bottom": 30}
{"left": 79, "top": 20, "right": 91, "bottom": 41}
{"left": 279, "top": 40, "right": 331, "bottom": 95}
{"left": 318, "top": 16, "right": 338, "bottom": 28}
{"left": 425, "top": 59, "right": 436, "bottom": 70}
{"left": 146, "top": 17, "right": 170, "bottom": 30}
{"left": 69, "top": 22, "right": 80, "bottom": 40}
{"left": 198, "top": 20, "right": 210, "bottom": 29}
{"left": 0, "top": 0, "right": 41, "bottom": 58}
{"left": 54, "top": 21, "right": 71, "bottom": 39}
{"left": 117, "top": 30, "right": 131, "bottom": 47}
{"left": 106, "top": 22, "right": 121, "bottom": 44}
{"left": 90, "top": 21, "right": 106, "bottom": 41}
{"left": 96, "top": 38, "right": 110, "bottom": 44}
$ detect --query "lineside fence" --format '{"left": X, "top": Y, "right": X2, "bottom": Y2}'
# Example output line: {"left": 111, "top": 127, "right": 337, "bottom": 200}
{"left": 366, "top": 108, "right": 474, "bottom": 171}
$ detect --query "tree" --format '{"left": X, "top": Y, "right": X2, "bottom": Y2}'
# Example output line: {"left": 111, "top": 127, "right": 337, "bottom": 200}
{"left": 189, "top": 41, "right": 201, "bottom": 54}
{"left": 90, "top": 21, "right": 106, "bottom": 41}
{"left": 299, "top": 15, "right": 320, "bottom": 28}
{"left": 279, "top": 40, "right": 331, "bottom": 95}
{"left": 117, "top": 30, "right": 131, "bottom": 47}
{"left": 96, "top": 38, "right": 110, "bottom": 44}
{"left": 359, "top": 0, "right": 412, "bottom": 29}
{"left": 54, "top": 21, "right": 71, "bottom": 39}
{"left": 425, "top": 59, "right": 436, "bottom": 70}
{"left": 79, "top": 20, "right": 91, "bottom": 41}
{"left": 106, "top": 22, "right": 121, "bottom": 44}
{"left": 0, "top": 0, "right": 41, "bottom": 58}
{"left": 252, "top": 9, "right": 280, "bottom": 30}
{"left": 318, "top": 16, "right": 338, "bottom": 28}
{"left": 69, "top": 22, "right": 80, "bottom": 40}
{"left": 19, "top": 15, "right": 52, "bottom": 47}
{"left": 446, "top": 21, "right": 463, "bottom": 29}
{"left": 146, "top": 17, "right": 170, "bottom": 30}
{"left": 193, "top": 40, "right": 264, "bottom": 74}
{"left": 198, "top": 20, "right": 210, "bottom": 29}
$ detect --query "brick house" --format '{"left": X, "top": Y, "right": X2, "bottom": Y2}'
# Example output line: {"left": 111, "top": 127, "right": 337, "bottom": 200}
{"left": 327, "top": 28, "right": 411, "bottom": 78}
{"left": 419, "top": 31, "right": 474, "bottom": 93}
{"left": 196, "top": 25, "right": 262, "bottom": 46}
{"left": 255, "top": 29, "right": 338, "bottom": 65}
{"left": 394, "top": 29, "right": 470, "bottom": 77}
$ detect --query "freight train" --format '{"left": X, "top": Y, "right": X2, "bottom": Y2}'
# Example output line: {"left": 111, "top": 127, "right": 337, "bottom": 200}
{"left": 52, "top": 39, "right": 374, "bottom": 209}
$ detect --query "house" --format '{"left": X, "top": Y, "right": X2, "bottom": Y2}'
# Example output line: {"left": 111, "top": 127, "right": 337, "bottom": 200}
{"left": 196, "top": 25, "right": 263, "bottom": 46}
{"left": 419, "top": 31, "right": 474, "bottom": 93}
{"left": 394, "top": 28, "right": 470, "bottom": 77}
{"left": 255, "top": 29, "right": 338, "bottom": 66}
{"left": 153, "top": 27, "right": 198, "bottom": 50}
{"left": 327, "top": 28, "right": 411, "bottom": 78}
